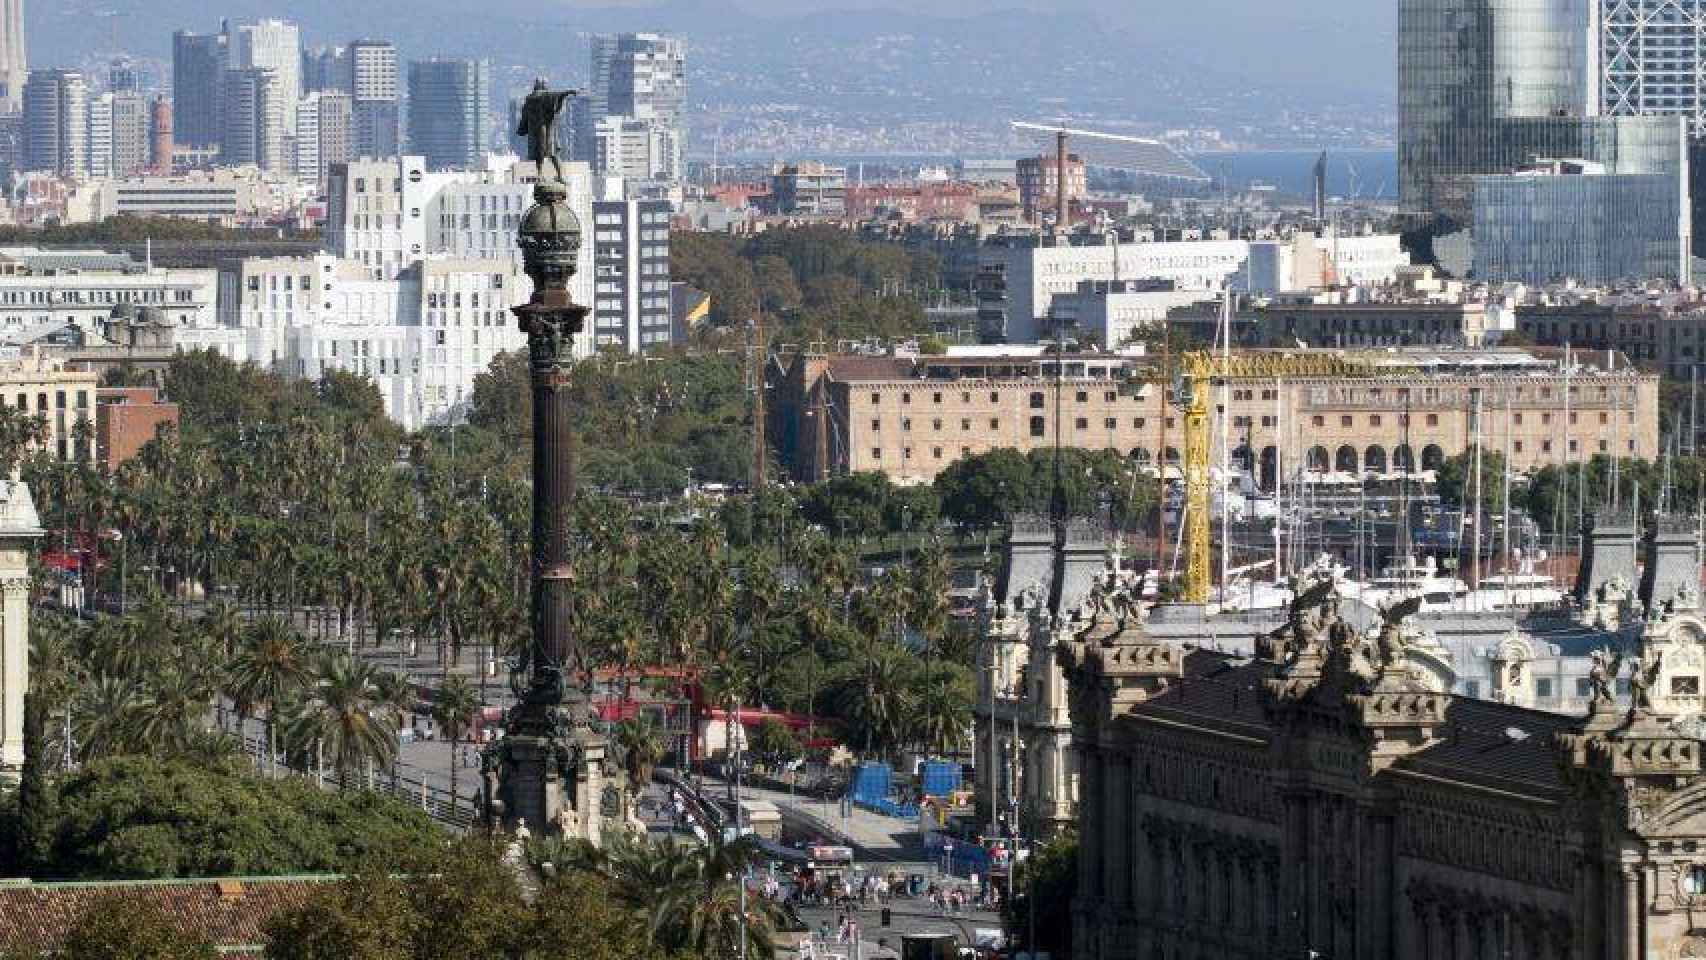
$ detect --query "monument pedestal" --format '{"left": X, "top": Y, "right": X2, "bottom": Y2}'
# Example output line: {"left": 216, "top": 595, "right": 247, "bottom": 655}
{"left": 483, "top": 701, "right": 614, "bottom": 845}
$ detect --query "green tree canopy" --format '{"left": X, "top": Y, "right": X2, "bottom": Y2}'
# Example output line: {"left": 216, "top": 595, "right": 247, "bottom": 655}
{"left": 31, "top": 756, "right": 440, "bottom": 880}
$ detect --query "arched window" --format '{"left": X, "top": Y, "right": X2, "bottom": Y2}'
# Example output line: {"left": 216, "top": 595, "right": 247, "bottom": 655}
{"left": 1364, "top": 445, "right": 1387, "bottom": 474}
{"left": 1307, "top": 446, "right": 1330, "bottom": 472}
{"left": 1393, "top": 444, "right": 1414, "bottom": 472}
{"left": 1335, "top": 445, "right": 1358, "bottom": 473}
{"left": 1422, "top": 444, "right": 1446, "bottom": 471}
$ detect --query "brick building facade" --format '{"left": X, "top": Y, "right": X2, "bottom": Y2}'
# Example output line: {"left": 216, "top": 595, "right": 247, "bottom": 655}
{"left": 770, "top": 348, "right": 1660, "bottom": 486}
{"left": 95, "top": 386, "right": 179, "bottom": 469}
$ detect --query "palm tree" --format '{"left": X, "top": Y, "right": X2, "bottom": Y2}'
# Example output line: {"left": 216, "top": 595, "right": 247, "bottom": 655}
{"left": 288, "top": 653, "right": 397, "bottom": 788}
{"left": 606, "top": 833, "right": 780, "bottom": 960}
{"left": 371, "top": 669, "right": 416, "bottom": 790}
{"left": 71, "top": 674, "right": 145, "bottom": 762}
{"left": 226, "top": 616, "right": 313, "bottom": 777}
{"left": 835, "top": 636, "right": 912, "bottom": 758}
{"left": 135, "top": 662, "right": 211, "bottom": 755}
{"left": 614, "top": 714, "right": 665, "bottom": 809}
{"left": 911, "top": 664, "right": 972, "bottom": 757}
{"left": 432, "top": 674, "right": 479, "bottom": 811}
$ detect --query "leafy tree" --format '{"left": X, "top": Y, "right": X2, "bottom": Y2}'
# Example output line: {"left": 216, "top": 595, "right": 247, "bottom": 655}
{"left": 15, "top": 693, "right": 51, "bottom": 871}
{"left": 1435, "top": 448, "right": 1509, "bottom": 515}
{"left": 752, "top": 255, "right": 802, "bottom": 316}
{"left": 934, "top": 448, "right": 1037, "bottom": 529}
{"left": 259, "top": 866, "right": 416, "bottom": 960}
{"left": 315, "top": 370, "right": 390, "bottom": 429}
{"left": 41, "top": 756, "right": 439, "bottom": 880}
{"left": 749, "top": 718, "right": 800, "bottom": 770}
{"left": 407, "top": 836, "right": 531, "bottom": 960}
{"left": 263, "top": 840, "right": 686, "bottom": 960}
{"left": 50, "top": 894, "right": 219, "bottom": 960}
{"left": 1005, "top": 834, "right": 1078, "bottom": 960}
{"left": 523, "top": 870, "right": 681, "bottom": 960}
{"left": 798, "top": 472, "right": 896, "bottom": 541}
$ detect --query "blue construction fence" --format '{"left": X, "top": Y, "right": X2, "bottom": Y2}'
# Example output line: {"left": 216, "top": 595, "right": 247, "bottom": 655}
{"left": 847, "top": 760, "right": 963, "bottom": 820}
{"left": 924, "top": 830, "right": 992, "bottom": 880}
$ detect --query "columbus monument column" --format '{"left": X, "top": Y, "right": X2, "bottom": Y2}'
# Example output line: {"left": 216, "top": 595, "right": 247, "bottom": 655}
{"left": 481, "top": 80, "right": 617, "bottom": 844}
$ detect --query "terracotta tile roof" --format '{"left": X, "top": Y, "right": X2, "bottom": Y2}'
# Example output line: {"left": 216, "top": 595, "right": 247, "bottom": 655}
{"left": 0, "top": 874, "right": 339, "bottom": 954}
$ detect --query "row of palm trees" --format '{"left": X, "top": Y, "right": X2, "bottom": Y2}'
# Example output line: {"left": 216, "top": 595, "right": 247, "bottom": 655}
{"left": 31, "top": 600, "right": 480, "bottom": 801}
{"left": 21, "top": 392, "right": 976, "bottom": 765}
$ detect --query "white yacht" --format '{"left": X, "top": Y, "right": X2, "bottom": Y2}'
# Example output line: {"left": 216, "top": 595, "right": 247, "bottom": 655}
{"left": 1360, "top": 555, "right": 1470, "bottom": 611}
{"left": 1466, "top": 552, "right": 1566, "bottom": 612}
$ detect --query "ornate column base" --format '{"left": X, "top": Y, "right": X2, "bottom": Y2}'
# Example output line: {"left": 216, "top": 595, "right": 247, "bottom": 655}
{"left": 481, "top": 701, "right": 623, "bottom": 844}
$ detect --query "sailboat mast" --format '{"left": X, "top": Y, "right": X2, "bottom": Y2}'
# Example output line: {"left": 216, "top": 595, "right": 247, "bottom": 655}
{"left": 1471, "top": 386, "right": 1484, "bottom": 609}
{"left": 1218, "top": 290, "right": 1231, "bottom": 606}
{"left": 1502, "top": 384, "right": 1512, "bottom": 609}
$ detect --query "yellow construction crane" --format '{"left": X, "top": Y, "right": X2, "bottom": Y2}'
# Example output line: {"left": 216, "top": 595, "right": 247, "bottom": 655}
{"left": 1146, "top": 350, "right": 1403, "bottom": 603}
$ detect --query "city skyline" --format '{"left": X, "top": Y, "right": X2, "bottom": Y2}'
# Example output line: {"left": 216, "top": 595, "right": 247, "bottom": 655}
{"left": 21, "top": 0, "right": 1395, "bottom": 158}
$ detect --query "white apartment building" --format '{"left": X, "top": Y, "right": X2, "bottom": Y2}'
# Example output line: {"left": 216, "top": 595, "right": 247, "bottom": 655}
{"left": 196, "top": 253, "right": 531, "bottom": 428}
{"left": 1048, "top": 281, "right": 1209, "bottom": 350}
{"left": 324, "top": 154, "right": 604, "bottom": 349}
{"left": 1241, "top": 232, "right": 1411, "bottom": 296}
{"left": 977, "top": 233, "right": 1410, "bottom": 343}
{"left": 86, "top": 93, "right": 112, "bottom": 179}
{"left": 0, "top": 247, "right": 217, "bottom": 342}
{"left": 593, "top": 115, "right": 676, "bottom": 183}
{"left": 294, "top": 96, "right": 321, "bottom": 185}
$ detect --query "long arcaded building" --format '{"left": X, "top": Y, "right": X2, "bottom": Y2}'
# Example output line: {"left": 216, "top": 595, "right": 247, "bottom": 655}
{"left": 770, "top": 346, "right": 1659, "bottom": 486}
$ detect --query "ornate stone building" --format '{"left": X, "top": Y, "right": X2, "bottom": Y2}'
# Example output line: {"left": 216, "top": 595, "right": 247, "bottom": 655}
{"left": 0, "top": 480, "right": 40, "bottom": 778}
{"left": 1062, "top": 568, "right": 1706, "bottom": 960}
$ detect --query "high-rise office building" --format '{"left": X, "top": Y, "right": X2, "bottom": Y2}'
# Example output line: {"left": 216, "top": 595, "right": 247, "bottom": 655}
{"left": 86, "top": 93, "right": 111, "bottom": 178}
{"left": 295, "top": 90, "right": 351, "bottom": 186}
{"left": 590, "top": 33, "right": 685, "bottom": 127}
{"left": 88, "top": 91, "right": 149, "bottom": 179}
{"left": 406, "top": 58, "right": 489, "bottom": 171}
{"left": 590, "top": 197, "right": 674, "bottom": 352}
{"left": 1397, "top": 0, "right": 1596, "bottom": 221}
{"left": 0, "top": 0, "right": 24, "bottom": 114}
{"left": 1599, "top": 1, "right": 1706, "bottom": 134}
{"left": 110, "top": 92, "right": 150, "bottom": 178}
{"left": 228, "top": 19, "right": 300, "bottom": 136}
{"left": 21, "top": 69, "right": 87, "bottom": 176}
{"left": 301, "top": 45, "right": 348, "bottom": 95}
{"left": 221, "top": 67, "right": 284, "bottom": 175}
{"left": 588, "top": 33, "right": 685, "bottom": 182}
{"left": 108, "top": 58, "right": 139, "bottom": 94}
{"left": 172, "top": 31, "right": 227, "bottom": 150}
{"left": 349, "top": 40, "right": 398, "bottom": 159}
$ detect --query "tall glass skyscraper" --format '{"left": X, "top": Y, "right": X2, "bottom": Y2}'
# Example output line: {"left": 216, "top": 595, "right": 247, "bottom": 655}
{"left": 1600, "top": 0, "right": 1706, "bottom": 135}
{"left": 406, "top": 58, "right": 490, "bottom": 171}
{"left": 587, "top": 33, "right": 685, "bottom": 182}
{"left": 172, "top": 30, "right": 227, "bottom": 150}
{"left": 1398, "top": 0, "right": 1597, "bottom": 222}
